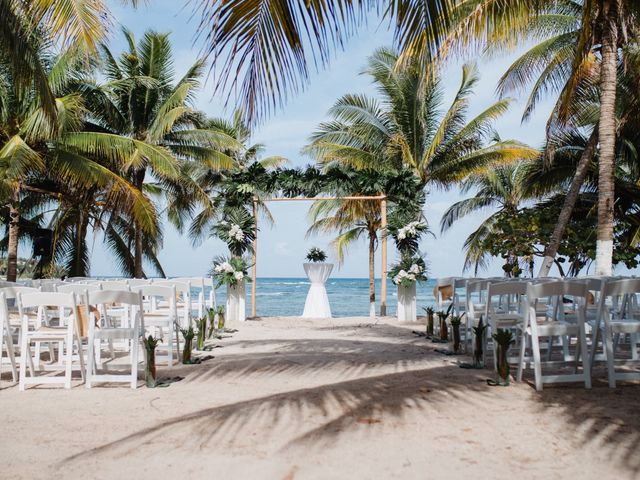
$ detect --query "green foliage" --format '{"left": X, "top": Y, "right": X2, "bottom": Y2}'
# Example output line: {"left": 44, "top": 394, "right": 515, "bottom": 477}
{"left": 213, "top": 207, "right": 256, "bottom": 256}
{"left": 492, "top": 329, "right": 515, "bottom": 347}
{"left": 306, "top": 247, "right": 327, "bottom": 263}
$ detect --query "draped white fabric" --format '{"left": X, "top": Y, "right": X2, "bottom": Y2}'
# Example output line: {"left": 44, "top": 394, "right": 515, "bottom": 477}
{"left": 226, "top": 281, "right": 246, "bottom": 322}
{"left": 397, "top": 283, "right": 417, "bottom": 321}
{"left": 302, "top": 263, "right": 333, "bottom": 318}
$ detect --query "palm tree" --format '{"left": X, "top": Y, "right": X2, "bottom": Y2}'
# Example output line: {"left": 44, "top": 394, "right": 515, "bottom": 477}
{"left": 440, "top": 162, "right": 532, "bottom": 273}
{"left": 307, "top": 194, "right": 382, "bottom": 318}
{"left": 435, "top": 0, "right": 639, "bottom": 274}
{"left": 0, "top": 46, "right": 154, "bottom": 281}
{"left": 193, "top": 0, "right": 456, "bottom": 124}
{"left": 1, "top": 0, "right": 135, "bottom": 119}
{"left": 189, "top": 110, "right": 287, "bottom": 249}
{"left": 306, "top": 48, "right": 536, "bottom": 188}
{"left": 77, "top": 28, "right": 240, "bottom": 277}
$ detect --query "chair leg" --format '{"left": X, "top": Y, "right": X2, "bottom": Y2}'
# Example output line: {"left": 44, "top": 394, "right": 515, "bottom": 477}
{"left": 19, "top": 333, "right": 29, "bottom": 391}
{"left": 86, "top": 334, "right": 95, "bottom": 389}
{"left": 531, "top": 331, "right": 543, "bottom": 391}
{"left": 579, "top": 326, "right": 591, "bottom": 389}
{"left": 64, "top": 333, "right": 73, "bottom": 389}
{"left": 604, "top": 325, "right": 616, "bottom": 388}
{"left": 517, "top": 330, "right": 527, "bottom": 382}
{"left": 130, "top": 330, "right": 139, "bottom": 389}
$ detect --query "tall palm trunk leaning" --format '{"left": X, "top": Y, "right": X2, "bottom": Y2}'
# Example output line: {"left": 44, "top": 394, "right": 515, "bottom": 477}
{"left": 368, "top": 230, "right": 376, "bottom": 317}
{"left": 6, "top": 193, "right": 20, "bottom": 282}
{"left": 538, "top": 130, "right": 598, "bottom": 277}
{"left": 595, "top": 0, "right": 619, "bottom": 276}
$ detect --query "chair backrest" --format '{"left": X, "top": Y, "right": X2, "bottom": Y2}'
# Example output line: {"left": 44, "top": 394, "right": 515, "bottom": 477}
{"left": 0, "top": 285, "right": 40, "bottom": 300}
{"left": 487, "top": 281, "right": 527, "bottom": 299}
{"left": 127, "top": 278, "right": 152, "bottom": 286}
{"left": 602, "top": 278, "right": 640, "bottom": 297}
{"left": 19, "top": 291, "right": 77, "bottom": 310}
{"left": 89, "top": 289, "right": 143, "bottom": 309}
{"left": 0, "top": 280, "right": 17, "bottom": 289}
{"left": 99, "top": 281, "right": 131, "bottom": 292}
{"left": 56, "top": 283, "right": 101, "bottom": 295}
{"left": 130, "top": 284, "right": 176, "bottom": 302}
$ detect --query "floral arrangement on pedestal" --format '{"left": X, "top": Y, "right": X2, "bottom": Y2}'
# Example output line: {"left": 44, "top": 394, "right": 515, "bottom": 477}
{"left": 211, "top": 256, "right": 252, "bottom": 288}
{"left": 390, "top": 255, "right": 427, "bottom": 287}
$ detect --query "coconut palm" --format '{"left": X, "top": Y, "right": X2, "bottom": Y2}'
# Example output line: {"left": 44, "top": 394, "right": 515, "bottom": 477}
{"left": 0, "top": 46, "right": 155, "bottom": 280}
{"left": 1, "top": 0, "right": 136, "bottom": 119}
{"left": 76, "top": 28, "right": 241, "bottom": 277}
{"left": 189, "top": 110, "right": 287, "bottom": 249}
{"left": 440, "top": 161, "right": 533, "bottom": 273}
{"left": 307, "top": 194, "right": 382, "bottom": 318}
{"left": 435, "top": 0, "right": 640, "bottom": 275}
{"left": 307, "top": 48, "right": 536, "bottom": 188}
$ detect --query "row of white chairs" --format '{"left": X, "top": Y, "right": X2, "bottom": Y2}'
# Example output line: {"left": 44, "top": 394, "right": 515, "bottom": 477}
{"left": 0, "top": 276, "right": 216, "bottom": 390}
{"left": 434, "top": 276, "right": 640, "bottom": 390}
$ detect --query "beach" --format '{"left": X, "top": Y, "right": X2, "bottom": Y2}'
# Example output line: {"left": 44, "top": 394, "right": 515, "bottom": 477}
{"left": 1, "top": 315, "right": 638, "bottom": 480}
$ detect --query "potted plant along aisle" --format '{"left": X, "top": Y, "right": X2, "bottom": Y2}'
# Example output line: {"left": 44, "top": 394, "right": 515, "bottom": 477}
{"left": 212, "top": 256, "right": 252, "bottom": 322}
{"left": 302, "top": 247, "right": 333, "bottom": 318}
{"left": 391, "top": 255, "right": 427, "bottom": 322}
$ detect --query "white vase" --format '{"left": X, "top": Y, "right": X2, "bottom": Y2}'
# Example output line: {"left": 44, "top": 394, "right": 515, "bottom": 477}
{"left": 397, "top": 283, "right": 417, "bottom": 322}
{"left": 302, "top": 263, "right": 333, "bottom": 318}
{"left": 226, "top": 281, "right": 246, "bottom": 322}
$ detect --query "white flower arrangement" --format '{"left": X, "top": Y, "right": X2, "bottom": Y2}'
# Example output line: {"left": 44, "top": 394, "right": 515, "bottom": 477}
{"left": 390, "top": 257, "right": 427, "bottom": 287}
{"left": 228, "top": 224, "right": 245, "bottom": 241}
{"left": 211, "top": 256, "right": 252, "bottom": 287}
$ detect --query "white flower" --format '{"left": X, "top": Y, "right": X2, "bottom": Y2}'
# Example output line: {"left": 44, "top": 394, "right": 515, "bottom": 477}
{"left": 229, "top": 224, "right": 245, "bottom": 242}
{"left": 234, "top": 271, "right": 244, "bottom": 280}
{"left": 221, "top": 262, "right": 234, "bottom": 273}
{"left": 407, "top": 273, "right": 416, "bottom": 281}
{"left": 409, "top": 264, "right": 422, "bottom": 274}
{"left": 398, "top": 270, "right": 408, "bottom": 278}
{"left": 397, "top": 231, "right": 406, "bottom": 240}
{"left": 393, "top": 275, "right": 401, "bottom": 285}
{"left": 214, "top": 265, "right": 223, "bottom": 273}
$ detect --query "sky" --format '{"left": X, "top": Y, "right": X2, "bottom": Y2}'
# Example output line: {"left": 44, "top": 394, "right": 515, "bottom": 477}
{"left": 87, "top": 1, "right": 558, "bottom": 279}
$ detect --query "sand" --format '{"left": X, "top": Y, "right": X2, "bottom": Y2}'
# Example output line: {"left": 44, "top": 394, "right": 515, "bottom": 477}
{"left": 1, "top": 316, "right": 639, "bottom": 480}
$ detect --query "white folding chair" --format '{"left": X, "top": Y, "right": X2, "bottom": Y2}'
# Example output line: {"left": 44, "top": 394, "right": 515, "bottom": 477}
{"left": 517, "top": 281, "right": 591, "bottom": 391}
{"left": 1, "top": 286, "right": 44, "bottom": 367}
{"left": 86, "top": 290, "right": 143, "bottom": 389}
{"left": 464, "top": 279, "right": 489, "bottom": 351}
{"left": 591, "top": 278, "right": 640, "bottom": 388}
{"left": 153, "top": 280, "right": 192, "bottom": 327}
{"left": 131, "top": 284, "right": 179, "bottom": 367}
{"left": 0, "top": 292, "right": 18, "bottom": 383}
{"left": 18, "top": 292, "right": 85, "bottom": 390}
{"left": 484, "top": 281, "right": 527, "bottom": 368}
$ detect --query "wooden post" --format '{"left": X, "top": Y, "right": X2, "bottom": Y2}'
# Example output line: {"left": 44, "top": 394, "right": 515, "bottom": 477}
{"left": 380, "top": 197, "right": 387, "bottom": 316}
{"left": 251, "top": 198, "right": 258, "bottom": 317}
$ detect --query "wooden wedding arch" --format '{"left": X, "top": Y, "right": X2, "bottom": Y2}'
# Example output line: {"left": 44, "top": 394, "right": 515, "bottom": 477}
{"left": 250, "top": 194, "right": 389, "bottom": 317}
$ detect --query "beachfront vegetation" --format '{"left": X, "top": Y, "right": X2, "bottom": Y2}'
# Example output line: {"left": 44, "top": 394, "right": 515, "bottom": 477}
{"left": 1, "top": 1, "right": 639, "bottom": 281}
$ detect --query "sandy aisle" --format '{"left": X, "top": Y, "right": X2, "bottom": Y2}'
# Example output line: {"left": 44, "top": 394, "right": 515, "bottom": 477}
{"left": 1, "top": 316, "right": 639, "bottom": 480}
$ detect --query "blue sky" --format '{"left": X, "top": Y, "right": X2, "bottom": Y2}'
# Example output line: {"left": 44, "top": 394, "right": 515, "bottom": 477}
{"left": 88, "top": 2, "right": 557, "bottom": 278}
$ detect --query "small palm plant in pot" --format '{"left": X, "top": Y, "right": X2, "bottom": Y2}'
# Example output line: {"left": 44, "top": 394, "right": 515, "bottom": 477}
{"left": 181, "top": 326, "right": 195, "bottom": 364}
{"left": 492, "top": 329, "right": 515, "bottom": 386}
{"left": 472, "top": 319, "right": 488, "bottom": 368}
{"left": 450, "top": 315, "right": 463, "bottom": 353}
{"left": 423, "top": 306, "right": 435, "bottom": 337}
{"left": 306, "top": 247, "right": 327, "bottom": 263}
{"left": 143, "top": 335, "right": 161, "bottom": 387}
{"left": 196, "top": 317, "right": 207, "bottom": 350}
{"left": 436, "top": 311, "right": 449, "bottom": 342}
{"left": 207, "top": 308, "right": 216, "bottom": 338}
{"left": 215, "top": 305, "right": 226, "bottom": 331}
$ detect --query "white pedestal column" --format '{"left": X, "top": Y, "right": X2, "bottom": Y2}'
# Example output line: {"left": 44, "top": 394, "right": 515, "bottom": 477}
{"left": 302, "top": 263, "right": 333, "bottom": 318}
{"left": 226, "top": 281, "right": 246, "bottom": 322}
{"left": 397, "top": 283, "right": 416, "bottom": 322}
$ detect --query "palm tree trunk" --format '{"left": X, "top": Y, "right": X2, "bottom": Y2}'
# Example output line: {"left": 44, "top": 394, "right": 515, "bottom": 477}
{"left": 70, "top": 210, "right": 89, "bottom": 277}
{"left": 538, "top": 130, "right": 598, "bottom": 277}
{"left": 133, "top": 169, "right": 146, "bottom": 278}
{"left": 6, "top": 196, "right": 20, "bottom": 282}
{"left": 594, "top": 0, "right": 618, "bottom": 276}
{"left": 368, "top": 231, "right": 376, "bottom": 318}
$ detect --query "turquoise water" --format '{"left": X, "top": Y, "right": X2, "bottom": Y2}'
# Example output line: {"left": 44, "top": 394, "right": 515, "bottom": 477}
{"left": 213, "top": 277, "right": 438, "bottom": 317}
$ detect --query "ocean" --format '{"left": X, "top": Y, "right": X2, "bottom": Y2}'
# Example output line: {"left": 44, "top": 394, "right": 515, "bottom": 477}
{"left": 213, "top": 277, "right": 439, "bottom": 317}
